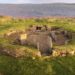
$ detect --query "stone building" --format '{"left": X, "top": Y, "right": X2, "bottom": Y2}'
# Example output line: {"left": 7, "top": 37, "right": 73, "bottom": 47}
{"left": 19, "top": 25, "right": 53, "bottom": 56}
{"left": 19, "top": 25, "right": 71, "bottom": 56}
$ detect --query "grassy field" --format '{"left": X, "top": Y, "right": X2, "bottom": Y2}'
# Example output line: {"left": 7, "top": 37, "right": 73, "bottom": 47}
{"left": 0, "top": 55, "right": 75, "bottom": 75}
{"left": 0, "top": 16, "right": 75, "bottom": 75}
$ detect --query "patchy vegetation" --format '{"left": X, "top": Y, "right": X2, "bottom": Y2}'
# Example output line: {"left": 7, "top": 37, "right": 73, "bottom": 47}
{"left": 0, "top": 16, "right": 75, "bottom": 75}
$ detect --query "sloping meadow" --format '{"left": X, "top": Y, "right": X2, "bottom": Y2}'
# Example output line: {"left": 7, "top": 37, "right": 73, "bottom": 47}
{"left": 0, "top": 16, "right": 75, "bottom": 75}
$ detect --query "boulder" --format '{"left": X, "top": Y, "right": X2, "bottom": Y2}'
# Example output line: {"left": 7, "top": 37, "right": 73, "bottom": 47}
{"left": 69, "top": 50, "right": 75, "bottom": 56}
{"left": 52, "top": 50, "right": 60, "bottom": 57}
{"left": 32, "top": 51, "right": 41, "bottom": 57}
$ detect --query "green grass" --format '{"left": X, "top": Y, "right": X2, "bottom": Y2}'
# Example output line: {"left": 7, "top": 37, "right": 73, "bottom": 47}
{"left": 0, "top": 55, "right": 75, "bottom": 75}
{"left": 0, "top": 16, "right": 75, "bottom": 75}
{"left": 0, "top": 17, "right": 75, "bottom": 34}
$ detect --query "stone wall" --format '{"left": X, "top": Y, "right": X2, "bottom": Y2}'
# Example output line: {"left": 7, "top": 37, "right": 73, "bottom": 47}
{"left": 20, "top": 33, "right": 53, "bottom": 56}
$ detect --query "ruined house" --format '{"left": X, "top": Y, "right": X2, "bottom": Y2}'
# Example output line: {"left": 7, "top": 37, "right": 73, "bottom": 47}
{"left": 18, "top": 25, "right": 71, "bottom": 56}
{"left": 14, "top": 25, "right": 72, "bottom": 56}
{"left": 19, "top": 25, "right": 53, "bottom": 56}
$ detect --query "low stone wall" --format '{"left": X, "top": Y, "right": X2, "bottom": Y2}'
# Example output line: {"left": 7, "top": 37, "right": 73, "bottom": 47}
{"left": 0, "top": 44, "right": 41, "bottom": 58}
{"left": 52, "top": 50, "right": 75, "bottom": 57}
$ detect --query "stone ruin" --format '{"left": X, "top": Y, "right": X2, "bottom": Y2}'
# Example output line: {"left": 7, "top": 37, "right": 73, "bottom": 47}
{"left": 19, "top": 25, "right": 53, "bottom": 56}
{"left": 50, "top": 27, "right": 71, "bottom": 45}
{"left": 1, "top": 25, "right": 74, "bottom": 57}
{"left": 18, "top": 25, "right": 72, "bottom": 56}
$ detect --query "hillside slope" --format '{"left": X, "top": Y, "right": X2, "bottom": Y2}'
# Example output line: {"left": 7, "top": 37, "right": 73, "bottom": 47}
{"left": 0, "top": 4, "right": 75, "bottom": 17}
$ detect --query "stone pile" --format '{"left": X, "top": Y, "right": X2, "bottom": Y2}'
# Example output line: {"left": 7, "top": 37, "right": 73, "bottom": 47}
{"left": 52, "top": 50, "right": 75, "bottom": 57}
